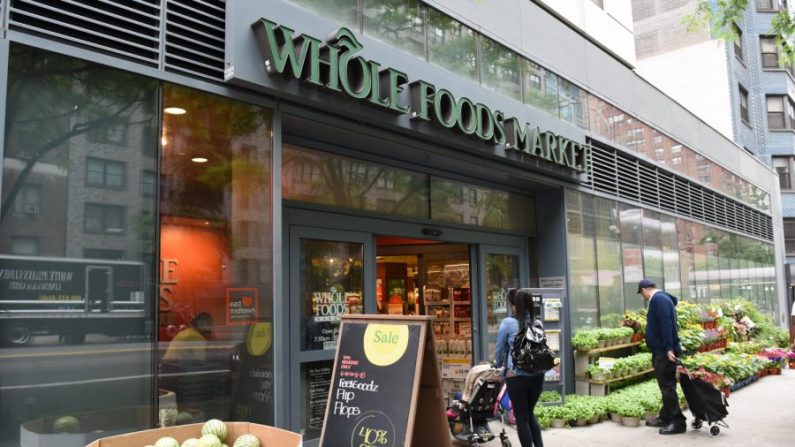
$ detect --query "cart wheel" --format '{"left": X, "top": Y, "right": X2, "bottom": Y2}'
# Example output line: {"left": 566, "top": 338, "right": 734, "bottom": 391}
{"left": 709, "top": 425, "right": 720, "bottom": 437}
{"left": 691, "top": 419, "right": 702, "bottom": 430}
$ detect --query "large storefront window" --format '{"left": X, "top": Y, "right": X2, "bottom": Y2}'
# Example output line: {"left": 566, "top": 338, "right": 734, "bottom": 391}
{"left": 0, "top": 45, "right": 158, "bottom": 446}
{"left": 619, "top": 203, "right": 644, "bottom": 311}
{"left": 566, "top": 190, "right": 779, "bottom": 330}
{"left": 566, "top": 190, "right": 598, "bottom": 329}
{"left": 430, "top": 178, "right": 535, "bottom": 232}
{"left": 159, "top": 84, "right": 274, "bottom": 425}
{"left": 594, "top": 197, "right": 623, "bottom": 328}
{"left": 282, "top": 144, "right": 429, "bottom": 218}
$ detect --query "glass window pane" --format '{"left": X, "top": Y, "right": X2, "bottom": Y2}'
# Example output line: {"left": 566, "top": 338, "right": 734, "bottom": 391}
{"left": 619, "top": 204, "right": 644, "bottom": 311}
{"left": 430, "top": 178, "right": 535, "bottom": 233}
{"left": 159, "top": 84, "right": 275, "bottom": 425}
{"left": 566, "top": 189, "right": 598, "bottom": 330}
{"left": 594, "top": 197, "right": 623, "bottom": 327}
{"left": 300, "top": 239, "right": 364, "bottom": 351}
{"left": 282, "top": 144, "right": 430, "bottom": 218}
{"left": 642, "top": 210, "right": 664, "bottom": 287}
{"left": 288, "top": 0, "right": 359, "bottom": 30}
{"left": 480, "top": 38, "right": 521, "bottom": 101}
{"left": 559, "top": 78, "right": 588, "bottom": 129}
{"left": 301, "top": 360, "right": 334, "bottom": 440}
{"left": 485, "top": 254, "right": 520, "bottom": 359}
{"left": 661, "top": 214, "right": 681, "bottom": 298}
{"left": 677, "top": 218, "right": 697, "bottom": 302}
{"left": 363, "top": 0, "right": 425, "bottom": 59}
{"left": 0, "top": 44, "right": 158, "bottom": 445}
{"left": 427, "top": 8, "right": 477, "bottom": 81}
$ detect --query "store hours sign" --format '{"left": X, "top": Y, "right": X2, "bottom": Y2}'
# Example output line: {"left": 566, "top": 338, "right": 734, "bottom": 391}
{"left": 251, "top": 19, "right": 590, "bottom": 175}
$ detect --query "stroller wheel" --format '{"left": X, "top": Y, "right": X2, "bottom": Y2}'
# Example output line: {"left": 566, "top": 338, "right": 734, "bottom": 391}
{"left": 501, "top": 438, "right": 512, "bottom": 447}
{"left": 691, "top": 419, "right": 702, "bottom": 430}
{"left": 709, "top": 425, "right": 721, "bottom": 437}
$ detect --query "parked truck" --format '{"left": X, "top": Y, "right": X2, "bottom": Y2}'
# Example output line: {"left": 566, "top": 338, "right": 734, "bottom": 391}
{"left": 0, "top": 255, "right": 149, "bottom": 346}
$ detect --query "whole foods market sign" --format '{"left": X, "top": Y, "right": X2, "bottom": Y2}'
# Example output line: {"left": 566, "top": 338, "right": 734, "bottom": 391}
{"left": 253, "top": 19, "right": 589, "bottom": 174}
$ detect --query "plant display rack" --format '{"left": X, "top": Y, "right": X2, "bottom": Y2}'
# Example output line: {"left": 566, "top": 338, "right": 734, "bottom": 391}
{"left": 574, "top": 341, "right": 648, "bottom": 396}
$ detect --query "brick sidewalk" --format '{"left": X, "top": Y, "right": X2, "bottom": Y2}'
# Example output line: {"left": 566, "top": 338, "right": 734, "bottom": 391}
{"left": 486, "top": 369, "right": 795, "bottom": 447}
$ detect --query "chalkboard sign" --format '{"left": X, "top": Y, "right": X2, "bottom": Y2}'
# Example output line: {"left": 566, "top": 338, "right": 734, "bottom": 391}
{"left": 320, "top": 315, "right": 450, "bottom": 447}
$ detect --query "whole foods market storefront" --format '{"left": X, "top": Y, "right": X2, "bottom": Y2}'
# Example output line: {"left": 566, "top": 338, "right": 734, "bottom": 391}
{"left": 0, "top": 14, "right": 579, "bottom": 447}
{"left": 0, "top": 1, "right": 783, "bottom": 447}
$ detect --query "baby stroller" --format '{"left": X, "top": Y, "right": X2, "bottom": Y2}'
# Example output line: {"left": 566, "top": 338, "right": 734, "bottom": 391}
{"left": 447, "top": 364, "right": 512, "bottom": 446}
{"left": 677, "top": 363, "right": 730, "bottom": 437}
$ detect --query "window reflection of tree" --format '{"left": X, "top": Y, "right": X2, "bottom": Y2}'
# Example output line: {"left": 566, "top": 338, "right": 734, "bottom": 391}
{"left": 1, "top": 46, "right": 157, "bottom": 224}
{"left": 283, "top": 148, "right": 427, "bottom": 216}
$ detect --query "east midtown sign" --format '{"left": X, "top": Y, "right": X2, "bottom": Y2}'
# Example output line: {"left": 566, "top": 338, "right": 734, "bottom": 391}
{"left": 253, "top": 19, "right": 589, "bottom": 174}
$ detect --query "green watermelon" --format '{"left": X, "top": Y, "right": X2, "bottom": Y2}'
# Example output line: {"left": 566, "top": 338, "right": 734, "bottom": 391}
{"left": 232, "top": 434, "right": 260, "bottom": 447}
{"left": 181, "top": 438, "right": 199, "bottom": 447}
{"left": 201, "top": 419, "right": 228, "bottom": 442}
{"left": 154, "top": 437, "right": 180, "bottom": 447}
{"left": 52, "top": 415, "right": 80, "bottom": 433}
{"left": 197, "top": 434, "right": 222, "bottom": 447}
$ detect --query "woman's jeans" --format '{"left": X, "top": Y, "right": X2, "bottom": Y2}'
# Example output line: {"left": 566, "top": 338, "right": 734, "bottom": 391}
{"left": 505, "top": 374, "right": 544, "bottom": 447}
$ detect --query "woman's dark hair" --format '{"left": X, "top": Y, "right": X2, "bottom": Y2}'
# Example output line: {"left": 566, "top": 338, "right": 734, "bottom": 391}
{"left": 508, "top": 288, "right": 535, "bottom": 322}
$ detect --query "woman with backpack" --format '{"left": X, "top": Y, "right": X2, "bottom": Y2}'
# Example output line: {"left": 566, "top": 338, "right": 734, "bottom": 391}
{"left": 494, "top": 288, "right": 545, "bottom": 447}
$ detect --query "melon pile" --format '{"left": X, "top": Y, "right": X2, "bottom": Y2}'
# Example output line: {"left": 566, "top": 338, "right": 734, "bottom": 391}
{"left": 145, "top": 420, "right": 260, "bottom": 447}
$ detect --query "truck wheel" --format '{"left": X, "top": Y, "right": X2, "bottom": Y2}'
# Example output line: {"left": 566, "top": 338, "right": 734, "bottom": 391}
{"left": 5, "top": 324, "right": 32, "bottom": 346}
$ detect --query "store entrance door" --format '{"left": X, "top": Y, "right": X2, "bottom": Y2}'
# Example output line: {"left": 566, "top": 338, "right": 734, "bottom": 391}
{"left": 283, "top": 208, "right": 529, "bottom": 443}
{"left": 286, "top": 225, "right": 374, "bottom": 441}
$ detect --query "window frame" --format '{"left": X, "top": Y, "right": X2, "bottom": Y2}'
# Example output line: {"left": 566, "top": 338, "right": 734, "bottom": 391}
{"left": 773, "top": 156, "right": 794, "bottom": 190}
{"left": 86, "top": 157, "right": 127, "bottom": 189}
{"left": 767, "top": 95, "right": 787, "bottom": 129}
{"left": 84, "top": 202, "right": 126, "bottom": 234}
{"left": 734, "top": 26, "right": 744, "bottom": 62}
{"left": 739, "top": 84, "right": 750, "bottom": 124}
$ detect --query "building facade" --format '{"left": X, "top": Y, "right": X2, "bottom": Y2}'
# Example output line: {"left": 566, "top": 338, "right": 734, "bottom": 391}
{"left": 0, "top": 1, "right": 784, "bottom": 447}
{"left": 634, "top": 0, "right": 795, "bottom": 269}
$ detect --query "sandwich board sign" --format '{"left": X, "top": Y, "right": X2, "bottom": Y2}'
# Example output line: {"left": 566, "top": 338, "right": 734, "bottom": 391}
{"left": 320, "top": 315, "right": 451, "bottom": 447}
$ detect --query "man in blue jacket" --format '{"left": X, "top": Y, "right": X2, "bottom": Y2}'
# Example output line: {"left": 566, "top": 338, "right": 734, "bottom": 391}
{"left": 638, "top": 278, "right": 686, "bottom": 435}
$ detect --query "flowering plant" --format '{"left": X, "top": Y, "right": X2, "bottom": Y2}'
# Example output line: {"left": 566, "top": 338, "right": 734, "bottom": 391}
{"left": 678, "top": 366, "right": 734, "bottom": 390}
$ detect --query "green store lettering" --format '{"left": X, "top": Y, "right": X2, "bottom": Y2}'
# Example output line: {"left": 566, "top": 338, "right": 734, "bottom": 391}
{"left": 253, "top": 18, "right": 588, "bottom": 174}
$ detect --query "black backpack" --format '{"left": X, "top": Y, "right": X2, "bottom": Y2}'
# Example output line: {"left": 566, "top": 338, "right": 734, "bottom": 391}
{"left": 511, "top": 319, "right": 556, "bottom": 373}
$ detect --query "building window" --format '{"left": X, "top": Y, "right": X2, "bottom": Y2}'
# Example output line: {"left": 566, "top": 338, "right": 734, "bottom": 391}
{"left": 87, "top": 157, "right": 126, "bottom": 189}
{"left": 739, "top": 85, "right": 750, "bottom": 123}
{"left": 672, "top": 156, "right": 682, "bottom": 166}
{"left": 671, "top": 144, "right": 682, "bottom": 153}
{"left": 87, "top": 119, "right": 128, "bottom": 145}
{"left": 734, "top": 26, "right": 743, "bottom": 61}
{"left": 773, "top": 156, "right": 794, "bottom": 190}
{"left": 84, "top": 203, "right": 126, "bottom": 234}
{"left": 757, "top": 0, "right": 786, "bottom": 11}
{"left": 13, "top": 184, "right": 41, "bottom": 215}
{"left": 767, "top": 95, "right": 787, "bottom": 128}
{"left": 11, "top": 237, "right": 39, "bottom": 255}
{"left": 761, "top": 36, "right": 779, "bottom": 68}
{"left": 142, "top": 170, "right": 156, "bottom": 197}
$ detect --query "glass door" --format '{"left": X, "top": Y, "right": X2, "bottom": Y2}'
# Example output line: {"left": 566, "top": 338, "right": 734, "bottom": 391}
{"left": 287, "top": 226, "right": 374, "bottom": 442}
{"left": 477, "top": 245, "right": 528, "bottom": 362}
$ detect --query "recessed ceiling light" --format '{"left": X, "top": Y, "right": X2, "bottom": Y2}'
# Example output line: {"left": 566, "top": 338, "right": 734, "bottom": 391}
{"left": 164, "top": 107, "right": 186, "bottom": 115}
{"left": 191, "top": 157, "right": 208, "bottom": 163}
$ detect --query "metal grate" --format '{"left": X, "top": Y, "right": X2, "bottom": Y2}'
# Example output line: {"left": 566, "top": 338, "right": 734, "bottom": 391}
{"left": 585, "top": 144, "right": 773, "bottom": 241}
{"left": 163, "top": 0, "right": 225, "bottom": 80}
{"left": 7, "top": 0, "right": 226, "bottom": 80}
{"left": 8, "top": 0, "right": 161, "bottom": 66}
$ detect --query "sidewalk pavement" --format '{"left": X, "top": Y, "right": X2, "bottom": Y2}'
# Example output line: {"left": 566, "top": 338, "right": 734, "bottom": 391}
{"left": 487, "top": 369, "right": 795, "bottom": 447}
